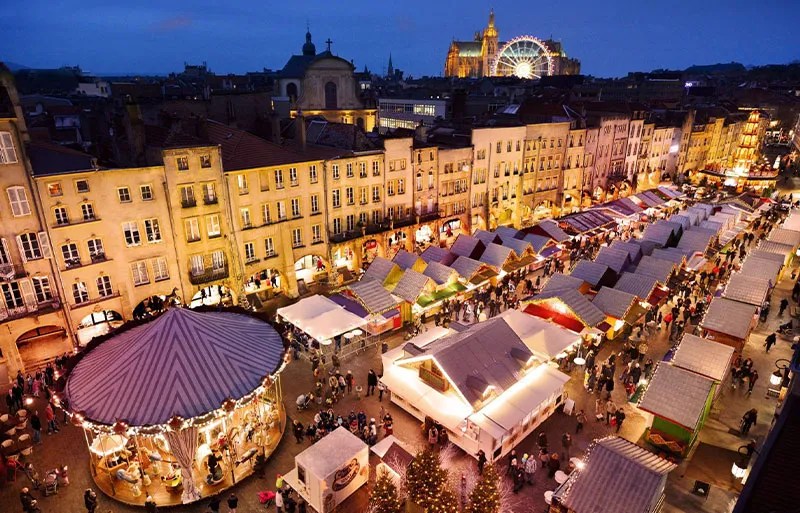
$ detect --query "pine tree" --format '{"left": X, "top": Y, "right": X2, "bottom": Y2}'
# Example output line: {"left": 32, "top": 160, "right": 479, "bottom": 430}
{"left": 370, "top": 470, "right": 402, "bottom": 513}
{"left": 405, "top": 449, "right": 455, "bottom": 513}
{"left": 466, "top": 464, "right": 500, "bottom": 513}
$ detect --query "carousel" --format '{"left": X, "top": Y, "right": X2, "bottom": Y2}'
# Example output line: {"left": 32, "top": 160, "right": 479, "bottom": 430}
{"left": 63, "top": 307, "right": 288, "bottom": 506}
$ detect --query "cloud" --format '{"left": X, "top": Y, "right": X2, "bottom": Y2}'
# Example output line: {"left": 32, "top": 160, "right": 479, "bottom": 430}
{"left": 152, "top": 15, "right": 192, "bottom": 33}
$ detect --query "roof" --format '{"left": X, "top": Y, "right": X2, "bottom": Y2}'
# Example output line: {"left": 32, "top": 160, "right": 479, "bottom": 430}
{"left": 740, "top": 255, "right": 783, "bottom": 285}
{"left": 638, "top": 364, "right": 714, "bottom": 430}
{"left": 536, "top": 219, "right": 571, "bottom": 242}
{"left": 594, "top": 247, "right": 630, "bottom": 274}
{"left": 450, "top": 234, "right": 485, "bottom": 259}
{"left": 473, "top": 229, "right": 502, "bottom": 247}
{"left": 363, "top": 257, "right": 400, "bottom": 284}
{"left": 561, "top": 211, "right": 615, "bottom": 234}
{"left": 479, "top": 243, "right": 515, "bottom": 268}
{"left": 277, "top": 294, "right": 367, "bottom": 341}
{"left": 570, "top": 260, "right": 615, "bottom": 287}
{"left": 554, "top": 436, "right": 675, "bottom": 513}
{"left": 450, "top": 256, "right": 491, "bottom": 282}
{"left": 498, "top": 309, "right": 581, "bottom": 360}
{"left": 700, "top": 297, "right": 756, "bottom": 340}
{"left": 144, "top": 124, "right": 206, "bottom": 149}
{"left": 532, "top": 288, "right": 607, "bottom": 327}
{"left": 677, "top": 228, "right": 716, "bottom": 254}
{"left": 393, "top": 270, "right": 434, "bottom": 303}
{"left": 632, "top": 238, "right": 659, "bottom": 257}
{"left": 347, "top": 278, "right": 399, "bottom": 314}
{"left": 541, "top": 273, "right": 585, "bottom": 294}
{"left": 609, "top": 240, "right": 644, "bottom": 264}
{"left": 591, "top": 286, "right": 637, "bottom": 319}
{"left": 419, "top": 246, "right": 454, "bottom": 265}
{"left": 614, "top": 272, "right": 659, "bottom": 300}
{"left": 671, "top": 334, "right": 734, "bottom": 382}
{"left": 669, "top": 214, "right": 692, "bottom": 230}
{"left": 746, "top": 249, "right": 786, "bottom": 265}
{"left": 722, "top": 273, "right": 771, "bottom": 306}
{"left": 422, "top": 261, "right": 457, "bottom": 285}
{"left": 499, "top": 235, "right": 533, "bottom": 258}
{"left": 392, "top": 249, "right": 424, "bottom": 271}
{"left": 650, "top": 247, "right": 686, "bottom": 265}
{"left": 295, "top": 427, "right": 367, "bottom": 478}
{"left": 279, "top": 54, "right": 316, "bottom": 78}
{"left": 27, "top": 141, "right": 96, "bottom": 176}
{"left": 453, "top": 41, "right": 483, "bottom": 57}
{"left": 494, "top": 226, "right": 520, "bottom": 239}
{"left": 634, "top": 256, "right": 675, "bottom": 283}
{"left": 66, "top": 309, "right": 284, "bottom": 425}
{"left": 523, "top": 233, "right": 553, "bottom": 253}
{"left": 642, "top": 223, "right": 674, "bottom": 247}
{"left": 757, "top": 241, "right": 794, "bottom": 256}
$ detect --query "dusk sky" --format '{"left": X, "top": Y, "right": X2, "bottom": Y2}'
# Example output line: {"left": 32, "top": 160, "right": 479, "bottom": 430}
{"left": 2, "top": 0, "right": 798, "bottom": 78}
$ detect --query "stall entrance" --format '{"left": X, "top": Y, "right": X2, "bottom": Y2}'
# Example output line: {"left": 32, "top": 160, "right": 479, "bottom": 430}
{"left": 190, "top": 285, "right": 234, "bottom": 308}
{"left": 16, "top": 325, "right": 70, "bottom": 370}
{"left": 76, "top": 310, "right": 124, "bottom": 347}
{"left": 533, "top": 201, "right": 554, "bottom": 221}
{"left": 414, "top": 224, "right": 436, "bottom": 252}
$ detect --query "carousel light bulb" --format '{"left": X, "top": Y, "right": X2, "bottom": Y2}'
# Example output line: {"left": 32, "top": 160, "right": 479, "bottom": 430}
{"left": 25, "top": 397, "right": 34, "bottom": 406}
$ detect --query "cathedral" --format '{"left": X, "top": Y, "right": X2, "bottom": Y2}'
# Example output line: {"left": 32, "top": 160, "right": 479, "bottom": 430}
{"left": 444, "top": 10, "right": 581, "bottom": 78}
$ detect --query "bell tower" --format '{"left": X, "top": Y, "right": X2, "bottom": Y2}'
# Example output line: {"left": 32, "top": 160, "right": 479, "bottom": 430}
{"left": 482, "top": 9, "right": 499, "bottom": 76}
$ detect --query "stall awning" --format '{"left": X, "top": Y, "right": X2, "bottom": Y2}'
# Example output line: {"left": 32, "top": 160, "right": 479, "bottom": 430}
{"left": 279, "top": 294, "right": 369, "bottom": 341}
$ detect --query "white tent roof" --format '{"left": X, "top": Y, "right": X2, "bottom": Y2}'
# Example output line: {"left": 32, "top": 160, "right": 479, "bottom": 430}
{"left": 671, "top": 334, "right": 734, "bottom": 382}
{"left": 499, "top": 309, "right": 582, "bottom": 360}
{"left": 277, "top": 294, "right": 368, "bottom": 341}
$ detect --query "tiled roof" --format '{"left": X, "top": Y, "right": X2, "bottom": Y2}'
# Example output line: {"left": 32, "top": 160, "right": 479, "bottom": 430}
{"left": 498, "top": 235, "right": 533, "bottom": 258}
{"left": 541, "top": 273, "right": 585, "bottom": 294}
{"left": 700, "top": 297, "right": 756, "bottom": 340}
{"left": 722, "top": 272, "right": 771, "bottom": 306}
{"left": 767, "top": 228, "right": 800, "bottom": 247}
{"left": 555, "top": 436, "right": 675, "bottom": 513}
{"left": 638, "top": 364, "right": 714, "bottom": 430}
{"left": 422, "top": 261, "right": 457, "bottom": 285}
{"left": 363, "top": 257, "right": 400, "bottom": 284}
{"left": 392, "top": 249, "right": 424, "bottom": 271}
{"left": 614, "top": 272, "right": 659, "bottom": 300}
{"left": 279, "top": 54, "right": 316, "bottom": 78}
{"left": 494, "top": 226, "right": 520, "bottom": 239}
{"left": 473, "top": 229, "right": 501, "bottom": 247}
{"left": 669, "top": 214, "right": 692, "bottom": 230}
{"left": 594, "top": 247, "right": 630, "bottom": 274}
{"left": 757, "top": 241, "right": 794, "bottom": 256}
{"left": 144, "top": 124, "right": 206, "bottom": 149}
{"left": 419, "top": 246, "right": 454, "bottom": 265}
{"left": 632, "top": 238, "right": 659, "bottom": 256}
{"left": 746, "top": 249, "right": 786, "bottom": 264}
{"left": 700, "top": 220, "right": 723, "bottom": 233}
{"left": 450, "top": 234, "right": 485, "bottom": 259}
{"left": 671, "top": 334, "right": 734, "bottom": 382}
{"left": 393, "top": 270, "right": 434, "bottom": 303}
{"left": 677, "top": 228, "right": 715, "bottom": 254}
{"left": 306, "top": 119, "right": 379, "bottom": 152}
{"left": 570, "top": 260, "right": 614, "bottom": 287}
{"left": 27, "top": 141, "right": 96, "bottom": 176}
{"left": 479, "top": 243, "right": 515, "bottom": 269}
{"left": 634, "top": 256, "right": 675, "bottom": 283}
{"left": 591, "top": 286, "right": 636, "bottom": 319}
{"left": 642, "top": 223, "right": 674, "bottom": 247}
{"left": 450, "top": 256, "right": 486, "bottom": 281}
{"left": 532, "top": 288, "right": 606, "bottom": 327}
{"left": 740, "top": 256, "right": 783, "bottom": 285}
{"left": 347, "top": 278, "right": 398, "bottom": 314}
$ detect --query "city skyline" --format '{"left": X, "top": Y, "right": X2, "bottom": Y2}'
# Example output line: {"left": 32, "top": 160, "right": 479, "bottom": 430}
{"left": 2, "top": 0, "right": 799, "bottom": 78}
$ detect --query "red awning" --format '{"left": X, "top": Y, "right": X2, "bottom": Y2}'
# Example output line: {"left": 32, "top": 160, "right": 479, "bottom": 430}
{"left": 523, "top": 303, "right": 585, "bottom": 333}
{"left": 648, "top": 286, "right": 670, "bottom": 305}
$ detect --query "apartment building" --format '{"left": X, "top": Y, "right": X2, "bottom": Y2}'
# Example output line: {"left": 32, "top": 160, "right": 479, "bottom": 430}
{"left": 523, "top": 121, "right": 571, "bottom": 223}
{"left": 563, "top": 127, "right": 590, "bottom": 213}
{"left": 472, "top": 125, "right": 526, "bottom": 230}
{"left": 383, "top": 136, "right": 414, "bottom": 259}
{"left": 437, "top": 145, "right": 473, "bottom": 243}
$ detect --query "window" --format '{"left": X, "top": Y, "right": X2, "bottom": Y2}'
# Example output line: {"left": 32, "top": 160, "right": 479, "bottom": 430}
{"left": 387, "top": 181, "right": 395, "bottom": 196}
{"left": 0, "top": 238, "right": 10, "bottom": 266}
{"left": 332, "top": 164, "right": 340, "bottom": 180}
{"left": 237, "top": 174, "right": 248, "bottom": 194}
{"left": 122, "top": 221, "right": 141, "bottom": 246}
{"left": 240, "top": 208, "right": 251, "bottom": 229}
{"left": 398, "top": 178, "right": 405, "bottom": 194}
{"left": 211, "top": 250, "right": 225, "bottom": 270}
{"left": 54, "top": 207, "right": 69, "bottom": 226}
{"left": 277, "top": 201, "right": 286, "bottom": 220}
{"left": 0, "top": 132, "right": 18, "bottom": 164}
{"left": 428, "top": 171, "right": 434, "bottom": 189}
{"left": 332, "top": 189, "right": 341, "bottom": 208}
{"left": 310, "top": 194, "right": 319, "bottom": 214}
{"left": 346, "top": 163, "right": 353, "bottom": 178}
{"left": 264, "top": 237, "right": 275, "bottom": 257}
{"left": 496, "top": 142, "right": 502, "bottom": 153}
{"left": 88, "top": 238, "right": 105, "bottom": 261}
{"left": 7, "top": 187, "right": 31, "bottom": 216}
{"left": 180, "top": 185, "right": 195, "bottom": 207}
{"left": 259, "top": 170, "right": 270, "bottom": 191}
{"left": 291, "top": 228, "right": 302, "bottom": 247}
{"left": 372, "top": 161, "right": 380, "bottom": 176}
{"left": 32, "top": 277, "right": 52, "bottom": 303}
{"left": 203, "top": 214, "right": 220, "bottom": 237}
{"left": 312, "top": 224, "right": 321, "bottom": 243}
{"left": 359, "top": 187, "right": 368, "bottom": 205}
{"left": 1, "top": 282, "right": 23, "bottom": 309}
{"left": 176, "top": 156, "right": 189, "bottom": 170}
{"left": 72, "top": 281, "right": 89, "bottom": 304}
{"left": 140, "top": 184, "right": 153, "bottom": 201}
{"left": 262, "top": 204, "right": 272, "bottom": 224}
{"left": 372, "top": 185, "right": 380, "bottom": 203}
{"left": 200, "top": 154, "right": 211, "bottom": 168}
{"left": 153, "top": 257, "right": 169, "bottom": 281}
{"left": 359, "top": 212, "right": 368, "bottom": 225}
{"left": 346, "top": 214, "right": 355, "bottom": 231}
{"left": 372, "top": 210, "right": 381, "bottom": 224}
{"left": 289, "top": 167, "right": 298, "bottom": 186}
{"left": 144, "top": 218, "right": 162, "bottom": 243}
{"left": 96, "top": 276, "right": 113, "bottom": 297}
{"left": 47, "top": 183, "right": 63, "bottom": 197}
{"left": 359, "top": 162, "right": 367, "bottom": 178}
{"left": 416, "top": 173, "right": 422, "bottom": 192}
{"left": 309, "top": 165, "right": 318, "bottom": 183}
{"left": 346, "top": 187, "right": 354, "bottom": 205}
{"left": 117, "top": 187, "right": 131, "bottom": 203}
{"left": 202, "top": 183, "right": 216, "bottom": 204}
{"left": 274, "top": 169, "right": 284, "bottom": 188}
{"left": 75, "top": 179, "right": 90, "bottom": 193}
{"left": 324, "top": 81, "right": 337, "bottom": 109}
{"left": 291, "top": 198, "right": 301, "bottom": 217}
{"left": 244, "top": 242, "right": 256, "bottom": 263}
{"left": 131, "top": 261, "right": 149, "bottom": 286}
{"left": 333, "top": 218, "right": 342, "bottom": 234}
{"left": 190, "top": 255, "right": 204, "bottom": 275}
{"left": 185, "top": 218, "right": 201, "bottom": 242}
{"left": 61, "top": 243, "right": 80, "bottom": 267}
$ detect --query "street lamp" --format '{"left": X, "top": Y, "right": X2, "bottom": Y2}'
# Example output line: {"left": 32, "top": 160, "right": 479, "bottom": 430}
{"left": 770, "top": 359, "right": 790, "bottom": 387}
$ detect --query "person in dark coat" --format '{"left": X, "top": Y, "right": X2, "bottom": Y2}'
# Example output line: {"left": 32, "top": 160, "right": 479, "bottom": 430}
{"left": 84, "top": 489, "right": 98, "bottom": 513}
{"left": 208, "top": 496, "right": 221, "bottom": 513}
{"left": 144, "top": 496, "right": 157, "bottom": 513}
{"left": 366, "top": 369, "right": 378, "bottom": 396}
{"left": 227, "top": 493, "right": 239, "bottom": 513}
{"left": 476, "top": 450, "right": 487, "bottom": 475}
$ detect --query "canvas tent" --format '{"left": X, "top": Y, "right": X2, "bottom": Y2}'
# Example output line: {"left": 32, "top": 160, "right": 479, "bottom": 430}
{"left": 278, "top": 295, "right": 368, "bottom": 342}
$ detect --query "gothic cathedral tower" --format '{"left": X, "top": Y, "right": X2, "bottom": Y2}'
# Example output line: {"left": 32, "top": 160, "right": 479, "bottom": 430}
{"left": 481, "top": 9, "right": 498, "bottom": 76}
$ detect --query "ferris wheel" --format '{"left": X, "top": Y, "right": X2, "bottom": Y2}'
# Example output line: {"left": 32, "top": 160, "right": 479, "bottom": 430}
{"left": 491, "top": 36, "right": 554, "bottom": 79}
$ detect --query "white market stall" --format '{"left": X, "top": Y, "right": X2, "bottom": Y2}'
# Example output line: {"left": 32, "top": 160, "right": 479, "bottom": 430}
{"left": 277, "top": 295, "right": 369, "bottom": 356}
{"left": 283, "top": 427, "right": 369, "bottom": 513}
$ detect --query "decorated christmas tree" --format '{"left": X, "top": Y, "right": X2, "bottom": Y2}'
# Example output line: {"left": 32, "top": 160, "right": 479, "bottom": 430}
{"left": 466, "top": 464, "right": 500, "bottom": 513}
{"left": 405, "top": 449, "right": 455, "bottom": 513}
{"left": 370, "top": 470, "right": 403, "bottom": 513}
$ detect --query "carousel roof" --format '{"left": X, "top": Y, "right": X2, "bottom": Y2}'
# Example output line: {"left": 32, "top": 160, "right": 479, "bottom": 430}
{"left": 66, "top": 308, "right": 284, "bottom": 426}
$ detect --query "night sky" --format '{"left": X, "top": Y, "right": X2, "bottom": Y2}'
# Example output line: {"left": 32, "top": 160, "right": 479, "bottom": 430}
{"left": 2, "top": 0, "right": 798, "bottom": 78}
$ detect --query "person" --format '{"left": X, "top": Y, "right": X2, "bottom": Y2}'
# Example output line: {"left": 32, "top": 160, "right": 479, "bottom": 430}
{"left": 31, "top": 411, "right": 42, "bottom": 444}
{"left": 741, "top": 409, "right": 758, "bottom": 436}
{"left": 561, "top": 432, "right": 572, "bottom": 460}
{"left": 145, "top": 495, "right": 157, "bottom": 513}
{"left": 476, "top": 449, "right": 487, "bottom": 475}
{"left": 367, "top": 369, "right": 378, "bottom": 396}
{"left": 227, "top": 493, "right": 238, "bottom": 513}
{"left": 345, "top": 371, "right": 354, "bottom": 394}
{"left": 84, "top": 488, "right": 98, "bottom": 513}
{"left": 292, "top": 420, "right": 304, "bottom": 443}
{"left": 780, "top": 297, "right": 789, "bottom": 316}
{"left": 377, "top": 380, "right": 386, "bottom": 402}
{"left": 208, "top": 496, "right": 222, "bottom": 513}
{"left": 547, "top": 453, "right": 561, "bottom": 478}
{"left": 275, "top": 489, "right": 284, "bottom": 513}
{"left": 428, "top": 424, "right": 439, "bottom": 448}
{"left": 20, "top": 487, "right": 35, "bottom": 512}
{"left": 748, "top": 370, "right": 759, "bottom": 394}
{"left": 606, "top": 399, "right": 617, "bottom": 425}
{"left": 44, "top": 402, "right": 58, "bottom": 434}
{"left": 513, "top": 466, "right": 525, "bottom": 493}
{"left": 765, "top": 332, "right": 777, "bottom": 353}
{"left": 524, "top": 453, "right": 538, "bottom": 484}
{"left": 614, "top": 409, "right": 626, "bottom": 433}
{"left": 575, "top": 410, "right": 587, "bottom": 434}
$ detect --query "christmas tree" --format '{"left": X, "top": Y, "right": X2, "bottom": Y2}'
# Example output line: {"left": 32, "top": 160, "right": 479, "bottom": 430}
{"left": 370, "top": 470, "right": 402, "bottom": 513}
{"left": 466, "top": 464, "right": 500, "bottom": 513}
{"left": 405, "top": 449, "right": 455, "bottom": 513}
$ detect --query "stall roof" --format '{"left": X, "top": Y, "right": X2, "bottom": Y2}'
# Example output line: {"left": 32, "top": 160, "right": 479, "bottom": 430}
{"left": 393, "top": 269, "right": 434, "bottom": 303}
{"left": 768, "top": 228, "right": 800, "bottom": 248}
{"left": 554, "top": 436, "right": 676, "bottom": 513}
{"left": 658, "top": 186, "right": 684, "bottom": 199}
{"left": 541, "top": 273, "right": 585, "bottom": 294}
{"left": 499, "top": 309, "right": 582, "bottom": 360}
{"left": 700, "top": 297, "right": 756, "bottom": 340}
{"left": 473, "top": 229, "right": 502, "bottom": 247}
{"left": 450, "top": 234, "right": 486, "bottom": 259}
{"left": 295, "top": 427, "right": 367, "bottom": 479}
{"left": 672, "top": 334, "right": 734, "bottom": 382}
{"left": 371, "top": 436, "right": 413, "bottom": 474}
{"left": 536, "top": 219, "right": 571, "bottom": 242}
{"left": 677, "top": 228, "right": 715, "bottom": 255}
{"left": 561, "top": 211, "right": 615, "bottom": 234}
{"left": 591, "top": 286, "right": 637, "bottom": 320}
{"left": 632, "top": 238, "right": 659, "bottom": 257}
{"left": 639, "top": 364, "right": 714, "bottom": 430}
{"left": 722, "top": 273, "right": 771, "bottom": 306}
{"left": 782, "top": 212, "right": 800, "bottom": 232}
{"left": 614, "top": 272, "right": 659, "bottom": 300}
{"left": 363, "top": 257, "right": 401, "bottom": 285}
{"left": 746, "top": 249, "right": 787, "bottom": 265}
{"left": 479, "top": 243, "right": 516, "bottom": 269}
{"left": 422, "top": 261, "right": 458, "bottom": 285}
{"left": 594, "top": 247, "right": 631, "bottom": 274}
{"left": 494, "top": 226, "right": 521, "bottom": 239}
{"left": 419, "top": 246, "right": 455, "bottom": 265}
{"left": 693, "top": 203, "right": 715, "bottom": 218}
{"left": 499, "top": 235, "right": 533, "bottom": 258}
{"left": 757, "top": 241, "right": 794, "bottom": 257}
{"left": 610, "top": 240, "right": 644, "bottom": 264}
{"left": 699, "top": 220, "right": 723, "bottom": 233}
{"left": 634, "top": 256, "right": 676, "bottom": 284}
{"left": 570, "top": 260, "right": 616, "bottom": 287}
{"left": 642, "top": 223, "right": 674, "bottom": 247}
{"left": 651, "top": 247, "right": 687, "bottom": 266}
{"left": 450, "top": 256, "right": 495, "bottom": 283}
{"left": 347, "top": 278, "right": 400, "bottom": 314}
{"left": 532, "top": 288, "right": 607, "bottom": 327}
{"left": 523, "top": 233, "right": 553, "bottom": 253}
{"left": 740, "top": 256, "right": 783, "bottom": 286}
{"left": 393, "top": 249, "right": 425, "bottom": 271}
{"left": 277, "top": 295, "right": 367, "bottom": 342}
{"left": 642, "top": 190, "right": 667, "bottom": 205}
{"left": 669, "top": 214, "right": 691, "bottom": 230}
{"left": 682, "top": 209, "right": 702, "bottom": 226}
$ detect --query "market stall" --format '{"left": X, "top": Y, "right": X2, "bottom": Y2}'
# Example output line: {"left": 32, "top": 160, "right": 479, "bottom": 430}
{"left": 570, "top": 261, "right": 618, "bottom": 290}
{"left": 670, "top": 334, "right": 734, "bottom": 399}
{"left": 699, "top": 297, "right": 757, "bottom": 354}
{"left": 590, "top": 287, "right": 646, "bottom": 340}
{"left": 541, "top": 273, "right": 591, "bottom": 295}
{"left": 523, "top": 288, "right": 608, "bottom": 334}
{"left": 391, "top": 269, "right": 437, "bottom": 320}
{"left": 479, "top": 243, "right": 519, "bottom": 273}
{"left": 392, "top": 249, "right": 427, "bottom": 272}
{"left": 613, "top": 272, "right": 668, "bottom": 305}
{"left": 722, "top": 273, "right": 771, "bottom": 307}
{"left": 593, "top": 247, "right": 631, "bottom": 275}
{"left": 450, "top": 256, "right": 499, "bottom": 287}
{"left": 277, "top": 294, "right": 368, "bottom": 348}
{"left": 362, "top": 257, "right": 403, "bottom": 288}
{"left": 64, "top": 308, "right": 287, "bottom": 507}
{"left": 339, "top": 279, "right": 402, "bottom": 335}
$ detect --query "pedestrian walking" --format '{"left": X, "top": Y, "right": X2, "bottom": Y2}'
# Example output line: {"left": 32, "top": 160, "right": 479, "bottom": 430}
{"left": 84, "top": 489, "right": 98, "bottom": 513}
{"left": 208, "top": 496, "right": 221, "bottom": 513}
{"left": 45, "top": 402, "right": 59, "bottom": 434}
{"left": 747, "top": 370, "right": 759, "bottom": 394}
{"left": 367, "top": 369, "right": 378, "bottom": 396}
{"left": 345, "top": 371, "right": 354, "bottom": 394}
{"left": 524, "top": 453, "right": 538, "bottom": 484}
{"left": 476, "top": 449, "right": 487, "bottom": 475}
{"left": 606, "top": 400, "right": 617, "bottom": 425}
{"left": 275, "top": 489, "right": 284, "bottom": 513}
{"left": 765, "top": 332, "right": 777, "bottom": 353}
{"left": 145, "top": 495, "right": 157, "bottom": 513}
{"left": 377, "top": 380, "right": 386, "bottom": 402}
{"left": 561, "top": 433, "right": 572, "bottom": 460}
{"left": 741, "top": 409, "right": 758, "bottom": 436}
{"left": 575, "top": 410, "right": 587, "bottom": 434}
{"left": 614, "top": 409, "right": 626, "bottom": 433}
{"left": 780, "top": 298, "right": 789, "bottom": 316}
{"left": 226, "top": 493, "right": 238, "bottom": 513}
{"left": 31, "top": 411, "right": 42, "bottom": 444}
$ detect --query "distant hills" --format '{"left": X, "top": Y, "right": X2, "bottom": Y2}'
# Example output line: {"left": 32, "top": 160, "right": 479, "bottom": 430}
{"left": 683, "top": 62, "right": 748, "bottom": 74}
{"left": 3, "top": 61, "right": 31, "bottom": 71}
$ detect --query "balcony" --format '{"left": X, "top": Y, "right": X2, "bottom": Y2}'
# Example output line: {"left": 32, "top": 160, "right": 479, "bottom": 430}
{"left": 0, "top": 263, "right": 26, "bottom": 280}
{"left": 189, "top": 265, "right": 229, "bottom": 285}
{"left": 64, "top": 257, "right": 83, "bottom": 269}
{"left": 53, "top": 215, "right": 100, "bottom": 229}
{"left": 90, "top": 252, "right": 107, "bottom": 264}
{"left": 181, "top": 198, "right": 197, "bottom": 208}
{"left": 68, "top": 292, "right": 120, "bottom": 311}
{"left": 203, "top": 195, "right": 218, "bottom": 205}
{"left": 0, "top": 298, "right": 61, "bottom": 322}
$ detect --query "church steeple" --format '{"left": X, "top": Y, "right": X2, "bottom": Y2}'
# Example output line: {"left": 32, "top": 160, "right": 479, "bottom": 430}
{"left": 387, "top": 53, "right": 394, "bottom": 78}
{"left": 302, "top": 25, "right": 316, "bottom": 56}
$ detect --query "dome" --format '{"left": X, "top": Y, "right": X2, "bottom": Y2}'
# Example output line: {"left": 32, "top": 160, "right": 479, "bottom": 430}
{"left": 302, "top": 30, "right": 316, "bottom": 56}
{"left": 65, "top": 308, "right": 285, "bottom": 426}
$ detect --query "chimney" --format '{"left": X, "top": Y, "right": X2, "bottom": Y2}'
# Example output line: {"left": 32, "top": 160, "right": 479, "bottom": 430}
{"left": 270, "top": 111, "right": 281, "bottom": 144}
{"left": 296, "top": 113, "right": 306, "bottom": 150}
